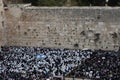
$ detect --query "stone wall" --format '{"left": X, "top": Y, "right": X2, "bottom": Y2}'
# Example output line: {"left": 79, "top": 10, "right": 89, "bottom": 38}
{"left": 3, "top": 5, "right": 120, "bottom": 50}
{"left": 0, "top": 0, "right": 6, "bottom": 46}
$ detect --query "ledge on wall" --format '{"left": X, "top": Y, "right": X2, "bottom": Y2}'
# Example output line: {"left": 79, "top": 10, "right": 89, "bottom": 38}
{"left": 23, "top": 3, "right": 31, "bottom": 7}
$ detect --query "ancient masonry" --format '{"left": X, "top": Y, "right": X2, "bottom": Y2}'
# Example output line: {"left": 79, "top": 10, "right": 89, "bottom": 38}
{"left": 0, "top": 0, "right": 6, "bottom": 46}
{"left": 0, "top": 1, "right": 120, "bottom": 50}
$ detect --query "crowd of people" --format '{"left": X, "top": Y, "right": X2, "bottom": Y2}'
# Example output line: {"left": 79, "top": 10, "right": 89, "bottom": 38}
{"left": 0, "top": 46, "right": 93, "bottom": 80}
{"left": 67, "top": 50, "right": 120, "bottom": 80}
{"left": 0, "top": 46, "right": 119, "bottom": 80}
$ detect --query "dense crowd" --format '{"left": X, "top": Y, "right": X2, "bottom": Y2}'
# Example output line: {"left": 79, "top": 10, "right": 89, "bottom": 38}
{"left": 0, "top": 46, "right": 119, "bottom": 80}
{"left": 0, "top": 46, "right": 92, "bottom": 80}
{"left": 67, "top": 50, "right": 120, "bottom": 80}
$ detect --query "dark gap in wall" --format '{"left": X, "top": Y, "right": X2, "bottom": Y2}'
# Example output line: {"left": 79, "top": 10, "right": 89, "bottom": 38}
{"left": 24, "top": 32, "right": 27, "bottom": 36}
{"left": 97, "top": 15, "right": 101, "bottom": 19}
{"left": 33, "top": 29, "right": 36, "bottom": 32}
{"left": 27, "top": 29, "right": 30, "bottom": 31}
{"left": 55, "top": 43, "right": 57, "bottom": 45}
{"left": 106, "top": 47, "right": 108, "bottom": 49}
{"left": 42, "top": 40, "right": 44, "bottom": 42}
{"left": 94, "top": 33, "right": 100, "bottom": 42}
{"left": 110, "top": 32, "right": 117, "bottom": 38}
{"left": 2, "top": 21, "right": 4, "bottom": 27}
{"left": 36, "top": 34, "right": 39, "bottom": 36}
{"left": 48, "top": 27, "right": 50, "bottom": 29}
{"left": 74, "top": 43, "right": 79, "bottom": 48}
{"left": 80, "top": 31, "right": 86, "bottom": 36}
{"left": 58, "top": 43, "right": 61, "bottom": 45}
{"left": 18, "top": 25, "right": 20, "bottom": 30}
{"left": 114, "top": 46, "right": 115, "bottom": 48}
